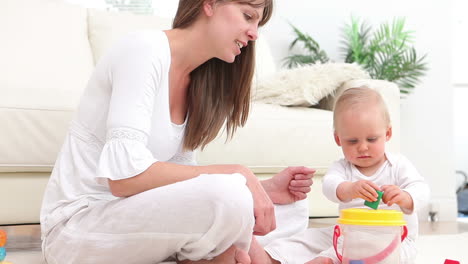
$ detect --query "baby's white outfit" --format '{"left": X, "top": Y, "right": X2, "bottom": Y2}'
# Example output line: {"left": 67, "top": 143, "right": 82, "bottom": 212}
{"left": 265, "top": 152, "right": 430, "bottom": 264}
{"left": 40, "top": 30, "right": 308, "bottom": 264}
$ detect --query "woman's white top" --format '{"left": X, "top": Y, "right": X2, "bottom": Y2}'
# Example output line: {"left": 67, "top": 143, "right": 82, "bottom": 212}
{"left": 40, "top": 30, "right": 195, "bottom": 236}
{"left": 322, "top": 152, "right": 430, "bottom": 240}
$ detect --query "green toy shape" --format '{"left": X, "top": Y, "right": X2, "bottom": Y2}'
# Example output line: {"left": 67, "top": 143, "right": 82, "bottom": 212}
{"left": 364, "top": 190, "right": 384, "bottom": 210}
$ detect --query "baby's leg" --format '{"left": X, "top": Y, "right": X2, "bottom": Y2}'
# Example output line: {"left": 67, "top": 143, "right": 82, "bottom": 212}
{"left": 248, "top": 236, "right": 280, "bottom": 264}
{"left": 400, "top": 238, "right": 417, "bottom": 264}
{"left": 264, "top": 226, "right": 336, "bottom": 263}
{"left": 177, "top": 245, "right": 250, "bottom": 264}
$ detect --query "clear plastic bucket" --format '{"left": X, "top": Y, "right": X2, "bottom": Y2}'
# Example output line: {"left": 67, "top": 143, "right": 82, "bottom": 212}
{"left": 333, "top": 208, "right": 408, "bottom": 264}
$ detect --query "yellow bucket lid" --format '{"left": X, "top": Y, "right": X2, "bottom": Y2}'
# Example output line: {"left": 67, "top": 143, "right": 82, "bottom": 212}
{"left": 338, "top": 208, "right": 406, "bottom": 226}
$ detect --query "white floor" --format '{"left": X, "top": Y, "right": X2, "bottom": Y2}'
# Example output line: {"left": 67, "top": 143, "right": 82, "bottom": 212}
{"left": 415, "top": 232, "right": 468, "bottom": 263}
{"left": 4, "top": 219, "right": 468, "bottom": 264}
{"left": 5, "top": 232, "right": 468, "bottom": 264}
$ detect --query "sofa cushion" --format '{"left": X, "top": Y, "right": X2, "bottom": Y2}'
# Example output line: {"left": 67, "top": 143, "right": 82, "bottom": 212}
{"left": 197, "top": 80, "right": 401, "bottom": 171}
{"left": 197, "top": 103, "right": 343, "bottom": 171}
{"left": 87, "top": 9, "right": 173, "bottom": 63}
{"left": 0, "top": 172, "right": 50, "bottom": 224}
{"left": 0, "top": 0, "right": 93, "bottom": 111}
{"left": 252, "top": 34, "right": 277, "bottom": 85}
{"left": 0, "top": 0, "right": 94, "bottom": 172}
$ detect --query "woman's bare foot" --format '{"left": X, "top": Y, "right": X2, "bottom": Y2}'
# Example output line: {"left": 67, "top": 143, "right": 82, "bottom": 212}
{"left": 248, "top": 236, "right": 280, "bottom": 264}
{"left": 305, "top": 256, "right": 334, "bottom": 264}
{"left": 235, "top": 247, "right": 251, "bottom": 264}
{"left": 176, "top": 245, "right": 251, "bottom": 264}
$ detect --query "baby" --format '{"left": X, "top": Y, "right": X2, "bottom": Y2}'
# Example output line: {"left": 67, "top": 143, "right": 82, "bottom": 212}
{"left": 250, "top": 86, "right": 430, "bottom": 264}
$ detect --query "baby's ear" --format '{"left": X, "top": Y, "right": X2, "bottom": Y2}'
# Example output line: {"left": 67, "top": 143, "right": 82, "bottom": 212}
{"left": 386, "top": 126, "right": 393, "bottom": 141}
{"left": 334, "top": 132, "right": 342, "bottom": 146}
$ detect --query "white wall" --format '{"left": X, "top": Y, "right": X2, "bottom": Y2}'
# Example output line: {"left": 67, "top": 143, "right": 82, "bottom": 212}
{"left": 454, "top": 87, "right": 468, "bottom": 179}
{"left": 260, "top": 0, "right": 456, "bottom": 221}
{"left": 453, "top": 0, "right": 468, "bottom": 191}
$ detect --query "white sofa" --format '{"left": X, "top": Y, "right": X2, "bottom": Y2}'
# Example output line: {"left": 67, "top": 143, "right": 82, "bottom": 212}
{"left": 0, "top": 0, "right": 400, "bottom": 225}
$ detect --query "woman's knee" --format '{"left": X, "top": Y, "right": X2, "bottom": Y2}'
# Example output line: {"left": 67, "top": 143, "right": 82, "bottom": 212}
{"left": 199, "top": 173, "right": 254, "bottom": 224}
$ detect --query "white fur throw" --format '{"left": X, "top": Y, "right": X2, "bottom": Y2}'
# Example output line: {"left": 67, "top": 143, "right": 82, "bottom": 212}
{"left": 252, "top": 63, "right": 370, "bottom": 107}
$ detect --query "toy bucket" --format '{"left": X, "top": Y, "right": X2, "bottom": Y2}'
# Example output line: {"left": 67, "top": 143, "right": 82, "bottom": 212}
{"left": 333, "top": 208, "right": 408, "bottom": 264}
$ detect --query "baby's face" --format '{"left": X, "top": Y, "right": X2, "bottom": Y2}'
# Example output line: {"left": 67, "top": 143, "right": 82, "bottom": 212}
{"left": 334, "top": 106, "right": 391, "bottom": 171}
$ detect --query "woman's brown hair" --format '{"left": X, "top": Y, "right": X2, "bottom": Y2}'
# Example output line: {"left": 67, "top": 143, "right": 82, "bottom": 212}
{"left": 173, "top": 0, "right": 273, "bottom": 150}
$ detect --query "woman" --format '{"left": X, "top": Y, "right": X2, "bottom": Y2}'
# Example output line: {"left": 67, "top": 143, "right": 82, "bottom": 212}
{"left": 40, "top": 0, "right": 315, "bottom": 263}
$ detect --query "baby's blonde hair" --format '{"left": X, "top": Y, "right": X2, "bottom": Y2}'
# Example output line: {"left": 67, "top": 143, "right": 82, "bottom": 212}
{"left": 333, "top": 86, "right": 391, "bottom": 130}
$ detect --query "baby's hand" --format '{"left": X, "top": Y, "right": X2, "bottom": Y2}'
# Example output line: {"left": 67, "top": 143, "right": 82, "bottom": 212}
{"left": 381, "top": 185, "right": 413, "bottom": 211}
{"left": 351, "top": 180, "right": 381, "bottom": 202}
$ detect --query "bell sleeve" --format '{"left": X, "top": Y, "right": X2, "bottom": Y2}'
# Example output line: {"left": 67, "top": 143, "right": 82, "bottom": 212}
{"left": 96, "top": 33, "right": 162, "bottom": 184}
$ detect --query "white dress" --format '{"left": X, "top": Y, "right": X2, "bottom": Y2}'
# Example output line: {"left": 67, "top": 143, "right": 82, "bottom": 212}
{"left": 40, "top": 30, "right": 255, "bottom": 264}
{"left": 40, "top": 30, "right": 308, "bottom": 264}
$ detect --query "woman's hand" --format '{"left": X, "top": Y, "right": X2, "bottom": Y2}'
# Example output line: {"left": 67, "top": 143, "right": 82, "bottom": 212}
{"left": 261, "top": 166, "right": 315, "bottom": 205}
{"left": 237, "top": 166, "right": 276, "bottom": 236}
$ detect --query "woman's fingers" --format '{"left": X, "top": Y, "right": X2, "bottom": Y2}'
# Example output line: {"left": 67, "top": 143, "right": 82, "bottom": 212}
{"left": 294, "top": 173, "right": 314, "bottom": 180}
{"left": 288, "top": 186, "right": 311, "bottom": 193}
{"left": 290, "top": 178, "right": 313, "bottom": 187}
{"left": 253, "top": 214, "right": 276, "bottom": 235}
{"left": 252, "top": 196, "right": 276, "bottom": 236}
{"left": 288, "top": 166, "right": 316, "bottom": 177}
{"left": 290, "top": 191, "right": 307, "bottom": 200}
{"left": 290, "top": 173, "right": 313, "bottom": 197}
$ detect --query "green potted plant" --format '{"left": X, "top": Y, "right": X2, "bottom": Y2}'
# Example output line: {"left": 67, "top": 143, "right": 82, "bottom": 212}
{"left": 283, "top": 17, "right": 428, "bottom": 95}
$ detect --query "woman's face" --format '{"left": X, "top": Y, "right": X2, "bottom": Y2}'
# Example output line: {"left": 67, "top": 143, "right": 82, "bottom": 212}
{"left": 207, "top": 1, "right": 265, "bottom": 62}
